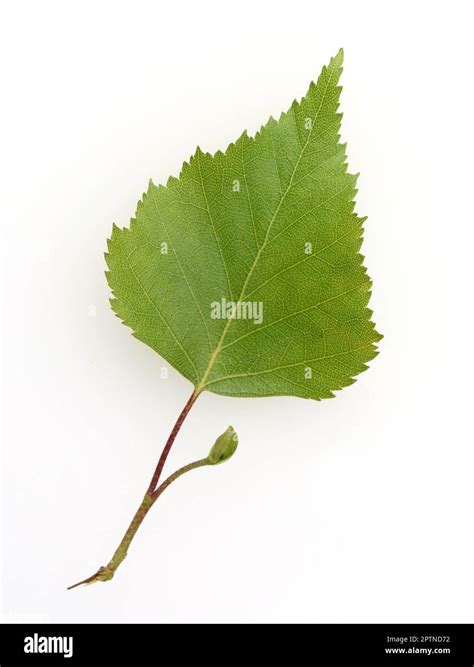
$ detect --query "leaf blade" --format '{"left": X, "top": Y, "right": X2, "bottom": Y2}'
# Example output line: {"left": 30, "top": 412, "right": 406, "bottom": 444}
{"left": 106, "top": 49, "right": 381, "bottom": 399}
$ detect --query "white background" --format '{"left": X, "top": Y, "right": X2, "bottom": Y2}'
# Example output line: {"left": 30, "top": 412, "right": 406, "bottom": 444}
{"left": 1, "top": 0, "right": 474, "bottom": 623}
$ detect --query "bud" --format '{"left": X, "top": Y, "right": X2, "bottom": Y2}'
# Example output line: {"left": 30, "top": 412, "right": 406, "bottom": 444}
{"left": 207, "top": 426, "right": 238, "bottom": 465}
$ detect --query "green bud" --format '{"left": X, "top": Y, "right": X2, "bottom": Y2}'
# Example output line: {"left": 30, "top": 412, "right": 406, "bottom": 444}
{"left": 208, "top": 426, "right": 238, "bottom": 465}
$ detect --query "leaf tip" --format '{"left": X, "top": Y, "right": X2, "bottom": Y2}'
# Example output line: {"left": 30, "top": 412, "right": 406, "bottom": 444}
{"left": 334, "top": 47, "right": 344, "bottom": 66}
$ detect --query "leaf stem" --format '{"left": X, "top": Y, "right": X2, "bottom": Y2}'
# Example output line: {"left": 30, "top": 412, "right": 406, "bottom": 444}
{"left": 68, "top": 389, "right": 202, "bottom": 589}
{"left": 147, "top": 389, "right": 199, "bottom": 495}
{"left": 67, "top": 457, "right": 209, "bottom": 589}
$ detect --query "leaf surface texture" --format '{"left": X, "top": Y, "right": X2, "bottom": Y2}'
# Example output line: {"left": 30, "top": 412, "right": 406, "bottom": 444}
{"left": 106, "top": 50, "right": 381, "bottom": 399}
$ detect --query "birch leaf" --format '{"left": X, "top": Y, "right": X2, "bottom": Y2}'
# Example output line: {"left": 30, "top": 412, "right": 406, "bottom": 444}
{"left": 106, "top": 49, "right": 381, "bottom": 400}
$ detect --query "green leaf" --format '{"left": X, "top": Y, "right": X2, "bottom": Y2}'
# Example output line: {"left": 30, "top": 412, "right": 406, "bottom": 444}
{"left": 106, "top": 49, "right": 381, "bottom": 400}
